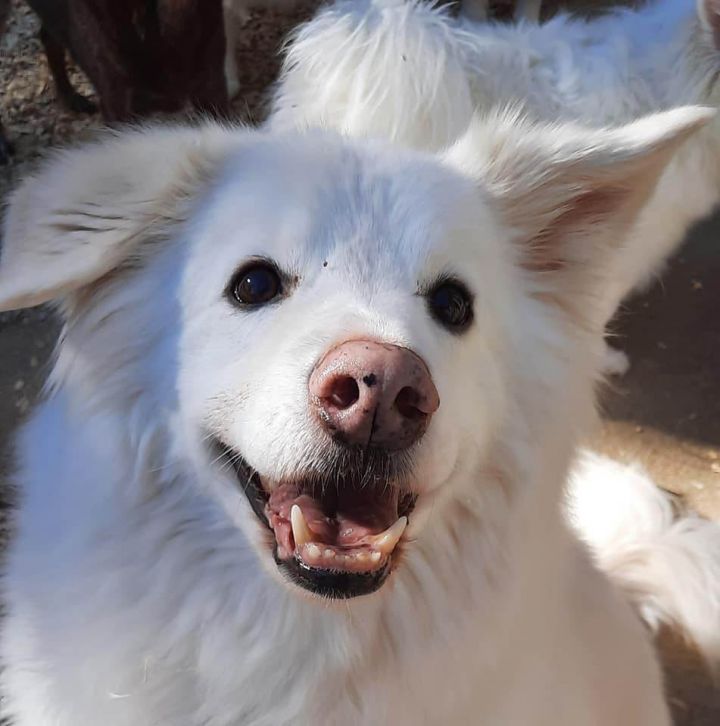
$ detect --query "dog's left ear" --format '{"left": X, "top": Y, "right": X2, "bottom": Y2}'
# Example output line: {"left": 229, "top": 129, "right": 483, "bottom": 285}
{"left": 0, "top": 125, "right": 237, "bottom": 312}
{"left": 445, "top": 106, "right": 713, "bottom": 318}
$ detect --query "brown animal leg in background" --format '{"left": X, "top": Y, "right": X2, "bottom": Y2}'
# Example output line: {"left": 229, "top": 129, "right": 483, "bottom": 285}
{"left": 156, "top": 0, "right": 229, "bottom": 117}
{"left": 190, "top": 31, "right": 229, "bottom": 118}
{"left": 0, "top": 117, "right": 13, "bottom": 165}
{"left": 64, "top": 0, "right": 147, "bottom": 122}
{"left": 187, "top": 0, "right": 228, "bottom": 117}
{"left": 39, "top": 26, "right": 97, "bottom": 114}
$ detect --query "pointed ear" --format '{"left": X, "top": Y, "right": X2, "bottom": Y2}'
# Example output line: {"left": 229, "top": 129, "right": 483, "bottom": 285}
{"left": 0, "top": 125, "right": 237, "bottom": 312}
{"left": 444, "top": 106, "right": 713, "bottom": 319}
{"left": 698, "top": 0, "right": 720, "bottom": 48}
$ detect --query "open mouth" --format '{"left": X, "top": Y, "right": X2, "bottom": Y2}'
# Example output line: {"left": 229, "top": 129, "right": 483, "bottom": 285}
{"left": 217, "top": 443, "right": 417, "bottom": 599}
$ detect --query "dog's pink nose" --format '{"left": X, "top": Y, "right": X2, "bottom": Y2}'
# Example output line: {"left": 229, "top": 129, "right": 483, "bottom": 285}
{"left": 309, "top": 340, "right": 440, "bottom": 450}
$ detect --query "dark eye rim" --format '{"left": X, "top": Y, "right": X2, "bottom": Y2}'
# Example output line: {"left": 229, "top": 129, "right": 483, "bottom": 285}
{"left": 424, "top": 275, "right": 475, "bottom": 334}
{"left": 225, "top": 257, "right": 289, "bottom": 309}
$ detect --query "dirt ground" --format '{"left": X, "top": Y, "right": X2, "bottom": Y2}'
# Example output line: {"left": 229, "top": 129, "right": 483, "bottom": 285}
{"left": 0, "top": 0, "right": 718, "bottom": 723}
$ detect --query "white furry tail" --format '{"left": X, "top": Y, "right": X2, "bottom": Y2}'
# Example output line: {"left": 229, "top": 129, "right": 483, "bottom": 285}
{"left": 269, "top": 0, "right": 474, "bottom": 150}
{"left": 566, "top": 451, "right": 720, "bottom": 664}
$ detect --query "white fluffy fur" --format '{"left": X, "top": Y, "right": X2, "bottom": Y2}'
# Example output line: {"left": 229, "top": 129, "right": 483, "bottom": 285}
{"left": 271, "top": 0, "right": 476, "bottom": 150}
{"left": 567, "top": 450, "right": 720, "bottom": 662}
{"left": 271, "top": 0, "right": 720, "bottom": 332}
{"left": 0, "top": 109, "right": 717, "bottom": 725}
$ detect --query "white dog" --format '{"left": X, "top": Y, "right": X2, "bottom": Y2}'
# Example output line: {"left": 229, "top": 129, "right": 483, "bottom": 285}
{"left": 270, "top": 0, "right": 720, "bottom": 372}
{"left": 0, "top": 108, "right": 719, "bottom": 725}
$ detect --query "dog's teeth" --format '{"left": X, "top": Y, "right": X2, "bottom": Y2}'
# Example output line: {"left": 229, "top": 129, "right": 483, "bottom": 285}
{"left": 370, "top": 551, "right": 382, "bottom": 564}
{"left": 370, "top": 516, "right": 407, "bottom": 554}
{"left": 306, "top": 543, "right": 322, "bottom": 560}
{"left": 324, "top": 548, "right": 335, "bottom": 560}
{"left": 290, "top": 505, "right": 313, "bottom": 549}
{"left": 356, "top": 552, "right": 368, "bottom": 563}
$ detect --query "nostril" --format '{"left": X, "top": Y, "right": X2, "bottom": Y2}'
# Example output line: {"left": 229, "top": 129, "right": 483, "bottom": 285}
{"left": 328, "top": 376, "right": 360, "bottom": 410}
{"left": 394, "top": 386, "right": 426, "bottom": 420}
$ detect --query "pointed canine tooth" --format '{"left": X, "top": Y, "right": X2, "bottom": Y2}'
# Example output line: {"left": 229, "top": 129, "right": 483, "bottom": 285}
{"left": 371, "top": 516, "right": 408, "bottom": 554}
{"left": 306, "top": 543, "right": 322, "bottom": 560}
{"left": 290, "top": 505, "right": 313, "bottom": 549}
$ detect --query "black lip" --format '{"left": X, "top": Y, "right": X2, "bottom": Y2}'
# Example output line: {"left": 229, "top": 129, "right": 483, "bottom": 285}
{"left": 237, "top": 467, "right": 269, "bottom": 529}
{"left": 275, "top": 552, "right": 391, "bottom": 599}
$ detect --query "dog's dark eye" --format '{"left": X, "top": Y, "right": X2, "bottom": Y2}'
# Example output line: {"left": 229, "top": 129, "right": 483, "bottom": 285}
{"left": 427, "top": 279, "right": 473, "bottom": 332}
{"left": 230, "top": 263, "right": 282, "bottom": 306}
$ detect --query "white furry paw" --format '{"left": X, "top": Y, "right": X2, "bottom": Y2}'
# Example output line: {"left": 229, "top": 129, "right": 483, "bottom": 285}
{"left": 602, "top": 345, "right": 630, "bottom": 376}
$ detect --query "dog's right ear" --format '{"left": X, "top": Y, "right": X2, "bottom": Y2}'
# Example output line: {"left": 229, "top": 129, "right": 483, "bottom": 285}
{"left": 0, "top": 125, "right": 236, "bottom": 312}
{"left": 444, "top": 106, "right": 713, "bottom": 325}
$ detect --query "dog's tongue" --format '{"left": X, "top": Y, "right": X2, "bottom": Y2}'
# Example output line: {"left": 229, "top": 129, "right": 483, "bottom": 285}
{"left": 266, "top": 482, "right": 407, "bottom": 573}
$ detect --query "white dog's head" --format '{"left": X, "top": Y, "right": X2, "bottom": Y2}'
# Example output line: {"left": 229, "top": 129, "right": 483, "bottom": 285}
{"left": 0, "top": 109, "right": 709, "bottom": 599}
